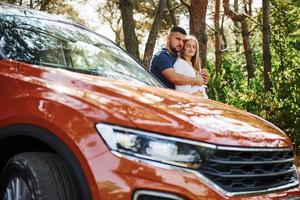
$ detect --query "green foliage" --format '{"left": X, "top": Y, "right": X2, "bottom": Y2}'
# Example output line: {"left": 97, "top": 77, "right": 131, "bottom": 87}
{"left": 208, "top": 0, "right": 300, "bottom": 154}
{"left": 269, "top": 0, "right": 300, "bottom": 151}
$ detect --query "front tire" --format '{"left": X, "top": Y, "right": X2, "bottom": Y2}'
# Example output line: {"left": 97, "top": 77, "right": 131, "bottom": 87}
{"left": 0, "top": 152, "right": 79, "bottom": 200}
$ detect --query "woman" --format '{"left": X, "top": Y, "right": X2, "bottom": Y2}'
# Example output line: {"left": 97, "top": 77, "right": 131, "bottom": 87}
{"left": 174, "top": 35, "right": 209, "bottom": 98}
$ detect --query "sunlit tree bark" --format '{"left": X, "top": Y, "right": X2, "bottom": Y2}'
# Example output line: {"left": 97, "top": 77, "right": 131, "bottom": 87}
{"left": 234, "top": 0, "right": 240, "bottom": 52}
{"left": 181, "top": 0, "right": 208, "bottom": 67}
{"left": 262, "top": 0, "right": 272, "bottom": 92}
{"left": 143, "top": 0, "right": 167, "bottom": 68}
{"left": 119, "top": 0, "right": 140, "bottom": 60}
{"left": 214, "top": 0, "right": 222, "bottom": 75}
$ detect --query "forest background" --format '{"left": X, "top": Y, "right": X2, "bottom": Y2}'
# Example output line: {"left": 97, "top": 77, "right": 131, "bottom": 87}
{"left": 3, "top": 0, "right": 300, "bottom": 154}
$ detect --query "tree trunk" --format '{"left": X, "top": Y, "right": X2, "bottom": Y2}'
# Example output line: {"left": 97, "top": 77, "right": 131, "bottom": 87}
{"left": 220, "top": 13, "right": 227, "bottom": 50}
{"left": 114, "top": 18, "right": 123, "bottom": 47}
{"left": 119, "top": 0, "right": 140, "bottom": 60}
{"left": 234, "top": 0, "right": 240, "bottom": 52}
{"left": 114, "top": 27, "right": 122, "bottom": 46}
{"left": 224, "top": 0, "right": 254, "bottom": 82}
{"left": 188, "top": 0, "right": 208, "bottom": 68}
{"left": 241, "top": 20, "right": 254, "bottom": 81}
{"left": 40, "top": 0, "right": 51, "bottom": 11}
{"left": 143, "top": 0, "right": 167, "bottom": 68}
{"left": 214, "top": 0, "right": 222, "bottom": 74}
{"left": 249, "top": 0, "right": 252, "bottom": 16}
{"left": 244, "top": 0, "right": 253, "bottom": 16}
{"left": 262, "top": 0, "right": 272, "bottom": 92}
{"left": 167, "top": 0, "right": 177, "bottom": 26}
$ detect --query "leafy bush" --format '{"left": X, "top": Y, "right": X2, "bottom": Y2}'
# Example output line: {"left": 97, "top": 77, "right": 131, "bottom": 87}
{"left": 207, "top": 0, "right": 300, "bottom": 154}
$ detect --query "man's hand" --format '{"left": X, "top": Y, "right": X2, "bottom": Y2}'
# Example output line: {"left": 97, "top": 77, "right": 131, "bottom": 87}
{"left": 162, "top": 68, "right": 204, "bottom": 86}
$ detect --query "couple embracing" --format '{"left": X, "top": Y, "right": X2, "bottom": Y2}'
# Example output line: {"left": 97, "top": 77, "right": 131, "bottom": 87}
{"left": 150, "top": 26, "right": 209, "bottom": 98}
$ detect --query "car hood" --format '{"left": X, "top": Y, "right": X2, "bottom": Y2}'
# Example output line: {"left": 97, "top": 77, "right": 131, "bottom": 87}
{"left": 19, "top": 63, "right": 292, "bottom": 148}
{"left": 94, "top": 82, "right": 290, "bottom": 148}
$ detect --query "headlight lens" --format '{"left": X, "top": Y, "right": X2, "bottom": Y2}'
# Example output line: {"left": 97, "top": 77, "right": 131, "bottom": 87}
{"left": 96, "top": 123, "right": 203, "bottom": 169}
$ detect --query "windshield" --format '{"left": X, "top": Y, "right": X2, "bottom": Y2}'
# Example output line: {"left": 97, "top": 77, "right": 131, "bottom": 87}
{"left": 0, "top": 14, "right": 162, "bottom": 87}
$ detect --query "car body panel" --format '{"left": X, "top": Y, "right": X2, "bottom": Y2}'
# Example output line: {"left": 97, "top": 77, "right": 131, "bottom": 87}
{"left": 15, "top": 61, "right": 291, "bottom": 148}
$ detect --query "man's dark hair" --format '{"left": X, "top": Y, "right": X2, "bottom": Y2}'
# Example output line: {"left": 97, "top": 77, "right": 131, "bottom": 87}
{"left": 170, "top": 26, "right": 186, "bottom": 35}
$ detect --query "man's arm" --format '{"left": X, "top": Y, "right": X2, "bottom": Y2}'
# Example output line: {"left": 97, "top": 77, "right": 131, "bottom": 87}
{"left": 162, "top": 68, "right": 204, "bottom": 86}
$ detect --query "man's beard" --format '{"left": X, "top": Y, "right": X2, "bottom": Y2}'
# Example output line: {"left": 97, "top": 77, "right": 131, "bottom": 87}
{"left": 170, "top": 47, "right": 180, "bottom": 54}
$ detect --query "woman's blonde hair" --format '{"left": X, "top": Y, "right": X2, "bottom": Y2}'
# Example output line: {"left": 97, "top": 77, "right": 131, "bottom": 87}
{"left": 180, "top": 35, "right": 201, "bottom": 72}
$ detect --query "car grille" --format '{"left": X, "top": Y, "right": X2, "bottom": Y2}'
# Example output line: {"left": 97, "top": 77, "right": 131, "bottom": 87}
{"left": 197, "top": 147, "right": 299, "bottom": 193}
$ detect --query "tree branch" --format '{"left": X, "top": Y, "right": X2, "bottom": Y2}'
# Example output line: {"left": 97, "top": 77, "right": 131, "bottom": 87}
{"left": 165, "top": 3, "right": 183, "bottom": 12}
{"left": 179, "top": 0, "right": 190, "bottom": 8}
{"left": 223, "top": 0, "right": 246, "bottom": 22}
{"left": 206, "top": 23, "right": 216, "bottom": 32}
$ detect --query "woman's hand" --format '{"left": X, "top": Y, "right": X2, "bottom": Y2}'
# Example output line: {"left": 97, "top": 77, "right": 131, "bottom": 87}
{"left": 200, "top": 68, "right": 209, "bottom": 85}
{"left": 195, "top": 73, "right": 205, "bottom": 86}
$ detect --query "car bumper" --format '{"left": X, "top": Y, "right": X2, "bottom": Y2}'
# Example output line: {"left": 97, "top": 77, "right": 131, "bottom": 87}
{"left": 87, "top": 151, "right": 300, "bottom": 200}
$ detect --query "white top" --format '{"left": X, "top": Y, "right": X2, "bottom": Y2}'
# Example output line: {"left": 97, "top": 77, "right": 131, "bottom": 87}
{"left": 173, "top": 58, "right": 207, "bottom": 97}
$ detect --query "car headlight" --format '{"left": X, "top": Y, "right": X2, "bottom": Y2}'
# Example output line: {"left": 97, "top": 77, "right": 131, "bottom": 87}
{"left": 96, "top": 123, "right": 215, "bottom": 169}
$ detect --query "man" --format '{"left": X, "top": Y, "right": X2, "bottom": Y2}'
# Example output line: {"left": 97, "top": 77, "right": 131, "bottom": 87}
{"left": 150, "top": 26, "right": 207, "bottom": 89}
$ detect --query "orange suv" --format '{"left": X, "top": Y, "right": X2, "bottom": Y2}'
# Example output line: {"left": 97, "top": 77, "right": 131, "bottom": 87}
{"left": 0, "top": 4, "right": 299, "bottom": 200}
